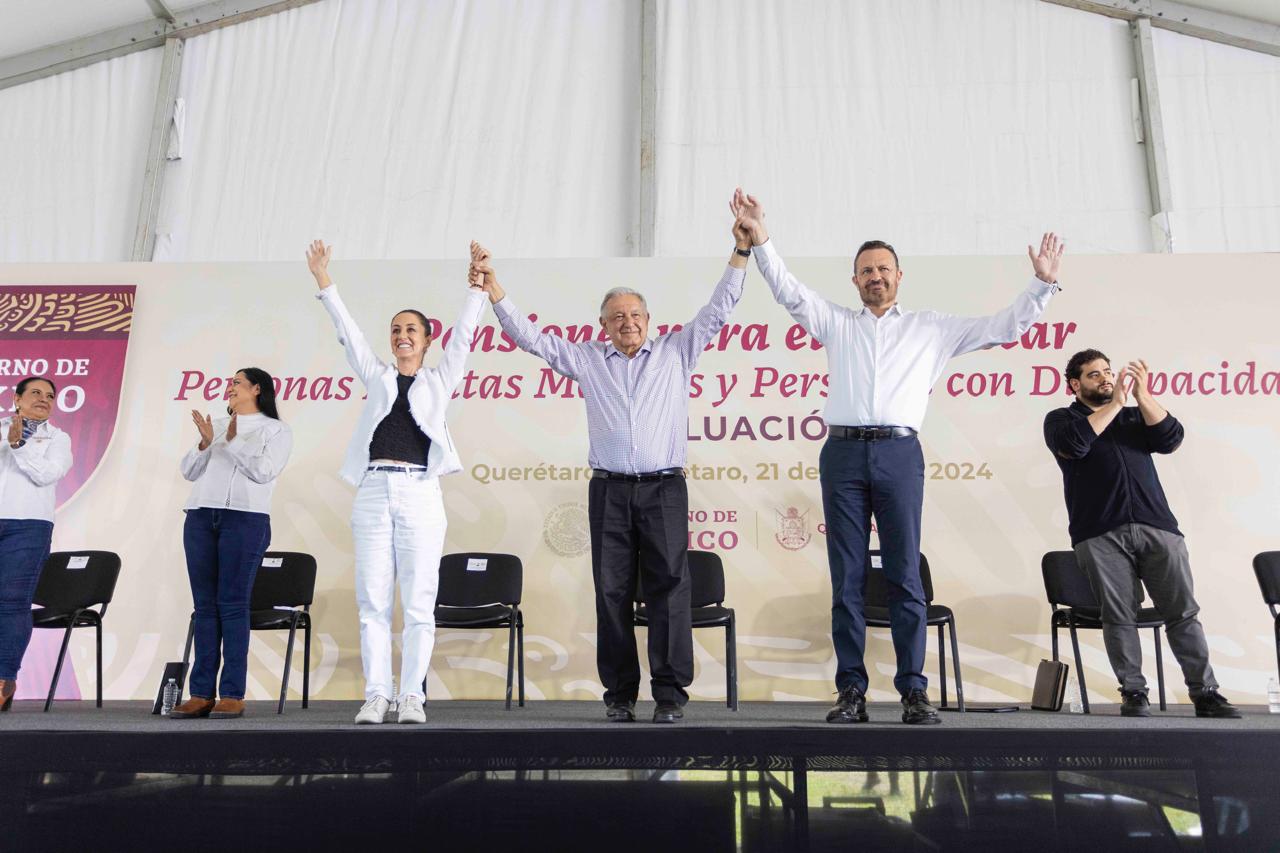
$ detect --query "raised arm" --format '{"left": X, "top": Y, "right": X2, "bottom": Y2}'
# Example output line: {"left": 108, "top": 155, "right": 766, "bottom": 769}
{"left": 307, "top": 240, "right": 385, "bottom": 384}
{"left": 940, "top": 233, "right": 1063, "bottom": 357}
{"left": 471, "top": 242, "right": 586, "bottom": 381}
{"left": 7, "top": 425, "right": 72, "bottom": 487}
{"left": 732, "top": 189, "right": 838, "bottom": 342}
{"left": 666, "top": 213, "right": 750, "bottom": 370}
{"left": 433, "top": 264, "right": 488, "bottom": 392}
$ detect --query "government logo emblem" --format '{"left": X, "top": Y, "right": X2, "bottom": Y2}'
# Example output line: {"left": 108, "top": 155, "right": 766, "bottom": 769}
{"left": 544, "top": 501, "right": 590, "bottom": 557}
{"left": 775, "top": 506, "right": 811, "bottom": 550}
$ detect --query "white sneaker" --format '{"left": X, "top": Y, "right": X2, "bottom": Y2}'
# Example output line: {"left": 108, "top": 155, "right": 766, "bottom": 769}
{"left": 397, "top": 694, "right": 425, "bottom": 724}
{"left": 355, "top": 695, "right": 393, "bottom": 725}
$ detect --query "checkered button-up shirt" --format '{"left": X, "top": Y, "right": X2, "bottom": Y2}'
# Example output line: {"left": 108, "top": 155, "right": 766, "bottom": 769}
{"left": 493, "top": 266, "right": 746, "bottom": 474}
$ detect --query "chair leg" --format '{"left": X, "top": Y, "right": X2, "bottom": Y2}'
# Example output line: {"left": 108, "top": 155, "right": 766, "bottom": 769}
{"left": 302, "top": 622, "right": 311, "bottom": 710}
{"left": 96, "top": 619, "right": 103, "bottom": 708}
{"left": 937, "top": 623, "right": 948, "bottom": 709}
{"left": 1154, "top": 626, "right": 1166, "bottom": 711}
{"left": 504, "top": 611, "right": 516, "bottom": 711}
{"left": 1274, "top": 615, "right": 1280, "bottom": 683}
{"left": 1067, "top": 614, "right": 1090, "bottom": 714}
{"left": 1051, "top": 619, "right": 1059, "bottom": 662}
{"left": 948, "top": 617, "right": 965, "bottom": 713}
{"left": 727, "top": 612, "right": 738, "bottom": 712}
{"left": 181, "top": 616, "right": 195, "bottom": 698}
{"left": 278, "top": 616, "right": 299, "bottom": 715}
{"left": 45, "top": 623, "right": 75, "bottom": 712}
{"left": 517, "top": 616, "right": 526, "bottom": 708}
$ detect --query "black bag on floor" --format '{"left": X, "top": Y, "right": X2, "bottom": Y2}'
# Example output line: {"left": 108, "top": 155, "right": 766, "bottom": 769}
{"left": 1031, "top": 659, "right": 1069, "bottom": 711}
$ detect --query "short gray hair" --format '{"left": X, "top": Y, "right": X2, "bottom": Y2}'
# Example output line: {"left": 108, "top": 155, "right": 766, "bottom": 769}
{"left": 599, "top": 287, "right": 648, "bottom": 319}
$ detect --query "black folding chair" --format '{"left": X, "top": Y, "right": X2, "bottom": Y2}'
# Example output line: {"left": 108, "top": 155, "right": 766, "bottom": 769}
{"left": 31, "top": 551, "right": 122, "bottom": 711}
{"left": 865, "top": 550, "right": 965, "bottom": 711}
{"left": 636, "top": 550, "right": 738, "bottom": 710}
{"left": 433, "top": 552, "right": 525, "bottom": 709}
{"left": 1041, "top": 550, "right": 1166, "bottom": 714}
{"left": 1252, "top": 551, "right": 1280, "bottom": 679}
{"left": 181, "top": 551, "right": 316, "bottom": 714}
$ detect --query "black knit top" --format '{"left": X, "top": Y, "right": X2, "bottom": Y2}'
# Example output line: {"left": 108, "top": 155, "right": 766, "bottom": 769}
{"left": 368, "top": 374, "right": 432, "bottom": 465}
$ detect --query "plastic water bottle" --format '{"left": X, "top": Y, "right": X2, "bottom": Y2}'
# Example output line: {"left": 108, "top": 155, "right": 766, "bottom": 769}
{"left": 1066, "top": 678, "right": 1084, "bottom": 714}
{"left": 1268, "top": 677, "right": 1280, "bottom": 714}
{"left": 161, "top": 678, "right": 179, "bottom": 716}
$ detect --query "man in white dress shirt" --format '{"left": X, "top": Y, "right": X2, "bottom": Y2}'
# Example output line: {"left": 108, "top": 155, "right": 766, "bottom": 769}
{"left": 732, "top": 189, "right": 1063, "bottom": 724}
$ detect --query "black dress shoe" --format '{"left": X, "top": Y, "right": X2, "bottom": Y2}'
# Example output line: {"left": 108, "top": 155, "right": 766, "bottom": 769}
{"left": 825, "top": 686, "right": 868, "bottom": 724}
{"left": 605, "top": 701, "right": 636, "bottom": 723}
{"left": 1194, "top": 689, "right": 1241, "bottom": 719}
{"left": 901, "top": 689, "right": 941, "bottom": 725}
{"left": 652, "top": 702, "right": 684, "bottom": 724}
{"left": 1120, "top": 690, "right": 1151, "bottom": 717}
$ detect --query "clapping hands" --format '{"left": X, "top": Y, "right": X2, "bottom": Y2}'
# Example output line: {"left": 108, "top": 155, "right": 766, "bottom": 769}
{"left": 191, "top": 410, "right": 215, "bottom": 450}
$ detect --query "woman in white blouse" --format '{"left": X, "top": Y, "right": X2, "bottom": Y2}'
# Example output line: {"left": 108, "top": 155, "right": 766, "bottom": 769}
{"left": 0, "top": 377, "right": 73, "bottom": 711}
{"left": 306, "top": 239, "right": 486, "bottom": 725}
{"left": 171, "top": 368, "right": 292, "bottom": 720}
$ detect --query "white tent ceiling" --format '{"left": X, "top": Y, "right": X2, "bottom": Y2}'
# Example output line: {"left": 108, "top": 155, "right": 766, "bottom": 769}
{"left": 1, "top": 0, "right": 1278, "bottom": 60}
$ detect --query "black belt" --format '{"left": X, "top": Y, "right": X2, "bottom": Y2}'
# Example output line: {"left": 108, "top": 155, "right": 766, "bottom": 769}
{"left": 367, "top": 465, "right": 428, "bottom": 473}
{"left": 592, "top": 467, "right": 684, "bottom": 482}
{"left": 828, "top": 425, "right": 917, "bottom": 441}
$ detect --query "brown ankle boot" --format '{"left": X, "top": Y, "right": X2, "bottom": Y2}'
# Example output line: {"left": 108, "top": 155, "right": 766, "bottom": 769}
{"left": 169, "top": 696, "right": 215, "bottom": 718}
{"left": 209, "top": 698, "right": 245, "bottom": 719}
{"left": 0, "top": 679, "right": 15, "bottom": 712}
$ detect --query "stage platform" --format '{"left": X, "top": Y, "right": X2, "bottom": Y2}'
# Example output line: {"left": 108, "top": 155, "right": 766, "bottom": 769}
{"left": 5, "top": 701, "right": 1280, "bottom": 850}
{"left": 3, "top": 699, "right": 1278, "bottom": 775}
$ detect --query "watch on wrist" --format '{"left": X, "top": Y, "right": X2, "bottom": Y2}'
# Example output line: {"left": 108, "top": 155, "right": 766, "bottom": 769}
{"left": 734, "top": 247, "right": 751, "bottom": 257}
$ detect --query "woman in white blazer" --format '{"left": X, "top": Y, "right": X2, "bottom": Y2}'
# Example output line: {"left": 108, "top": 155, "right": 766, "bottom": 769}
{"left": 0, "top": 377, "right": 73, "bottom": 711}
{"left": 307, "top": 240, "right": 486, "bottom": 724}
{"left": 172, "top": 367, "right": 292, "bottom": 720}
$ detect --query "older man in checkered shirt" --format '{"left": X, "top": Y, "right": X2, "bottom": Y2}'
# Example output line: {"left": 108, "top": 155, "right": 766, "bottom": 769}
{"left": 469, "top": 221, "right": 750, "bottom": 724}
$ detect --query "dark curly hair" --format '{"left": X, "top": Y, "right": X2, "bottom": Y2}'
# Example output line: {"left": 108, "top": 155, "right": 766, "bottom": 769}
{"left": 1064, "top": 349, "right": 1110, "bottom": 383}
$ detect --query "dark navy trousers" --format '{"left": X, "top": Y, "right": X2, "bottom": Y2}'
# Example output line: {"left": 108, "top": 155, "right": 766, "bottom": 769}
{"left": 819, "top": 434, "right": 928, "bottom": 696}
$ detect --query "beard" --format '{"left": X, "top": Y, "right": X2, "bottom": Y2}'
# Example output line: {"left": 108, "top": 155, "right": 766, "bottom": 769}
{"left": 860, "top": 285, "right": 893, "bottom": 307}
{"left": 1079, "top": 386, "right": 1113, "bottom": 406}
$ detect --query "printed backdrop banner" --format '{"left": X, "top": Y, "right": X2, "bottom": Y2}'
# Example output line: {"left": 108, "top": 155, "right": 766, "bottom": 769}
{"left": 0, "top": 285, "right": 136, "bottom": 508}
{"left": 0, "top": 255, "right": 1277, "bottom": 705}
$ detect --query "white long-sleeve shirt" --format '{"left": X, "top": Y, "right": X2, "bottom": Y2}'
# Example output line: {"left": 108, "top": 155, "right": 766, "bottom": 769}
{"left": 0, "top": 417, "right": 72, "bottom": 522}
{"left": 316, "top": 285, "right": 486, "bottom": 485}
{"left": 493, "top": 265, "right": 745, "bottom": 473}
{"left": 180, "top": 412, "right": 292, "bottom": 513}
{"left": 753, "top": 240, "right": 1058, "bottom": 430}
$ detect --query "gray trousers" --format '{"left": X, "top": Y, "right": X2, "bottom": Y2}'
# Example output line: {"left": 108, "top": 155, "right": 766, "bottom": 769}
{"left": 1073, "top": 523, "right": 1217, "bottom": 698}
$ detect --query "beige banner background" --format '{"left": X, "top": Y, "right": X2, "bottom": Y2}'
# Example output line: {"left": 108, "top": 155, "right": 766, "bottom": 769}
{"left": 2, "top": 253, "right": 1278, "bottom": 705}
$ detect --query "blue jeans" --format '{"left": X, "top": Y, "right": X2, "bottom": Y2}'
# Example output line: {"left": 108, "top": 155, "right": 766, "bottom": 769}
{"left": 0, "top": 518, "right": 54, "bottom": 680}
{"left": 819, "top": 434, "right": 928, "bottom": 696}
{"left": 183, "top": 508, "right": 271, "bottom": 699}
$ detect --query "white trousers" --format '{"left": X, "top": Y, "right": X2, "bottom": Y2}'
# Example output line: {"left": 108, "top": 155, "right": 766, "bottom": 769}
{"left": 352, "top": 470, "right": 446, "bottom": 702}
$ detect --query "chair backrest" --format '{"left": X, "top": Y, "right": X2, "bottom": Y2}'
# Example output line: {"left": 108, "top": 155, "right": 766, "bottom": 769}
{"left": 437, "top": 553, "right": 523, "bottom": 607}
{"left": 1040, "top": 550, "right": 1099, "bottom": 610}
{"left": 689, "top": 551, "right": 727, "bottom": 608}
{"left": 250, "top": 551, "right": 317, "bottom": 610}
{"left": 635, "top": 551, "right": 728, "bottom": 608}
{"left": 33, "top": 551, "right": 122, "bottom": 613}
{"left": 864, "top": 551, "right": 934, "bottom": 607}
{"left": 1253, "top": 552, "right": 1280, "bottom": 607}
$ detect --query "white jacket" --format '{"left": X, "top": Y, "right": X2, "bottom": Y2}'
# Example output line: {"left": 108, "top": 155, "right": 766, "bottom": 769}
{"left": 316, "top": 285, "right": 487, "bottom": 485}
{"left": 180, "top": 412, "right": 292, "bottom": 513}
{"left": 0, "top": 417, "right": 72, "bottom": 522}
